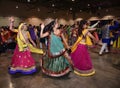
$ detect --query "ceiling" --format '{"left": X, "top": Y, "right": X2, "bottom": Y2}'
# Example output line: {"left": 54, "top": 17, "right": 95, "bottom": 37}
{"left": 0, "top": 0, "right": 119, "bottom": 19}
{"left": 11, "top": 0, "right": 120, "bottom": 13}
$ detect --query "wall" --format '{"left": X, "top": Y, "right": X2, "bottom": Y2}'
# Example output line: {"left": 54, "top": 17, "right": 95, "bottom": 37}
{"left": 0, "top": 0, "right": 119, "bottom": 26}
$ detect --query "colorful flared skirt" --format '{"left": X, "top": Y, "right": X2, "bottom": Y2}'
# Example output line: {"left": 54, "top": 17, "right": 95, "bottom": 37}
{"left": 40, "top": 55, "right": 71, "bottom": 77}
{"left": 9, "top": 45, "right": 36, "bottom": 74}
{"left": 70, "top": 44, "right": 95, "bottom": 76}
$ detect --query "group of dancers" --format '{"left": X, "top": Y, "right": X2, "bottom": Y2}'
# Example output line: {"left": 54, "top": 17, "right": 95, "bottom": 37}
{"left": 8, "top": 17, "right": 119, "bottom": 77}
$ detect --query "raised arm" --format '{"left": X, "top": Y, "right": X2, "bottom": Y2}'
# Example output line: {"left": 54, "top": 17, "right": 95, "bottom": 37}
{"left": 87, "top": 28, "right": 96, "bottom": 31}
{"left": 9, "top": 17, "right": 18, "bottom": 32}
{"left": 40, "top": 23, "right": 49, "bottom": 38}
{"left": 89, "top": 21, "right": 100, "bottom": 28}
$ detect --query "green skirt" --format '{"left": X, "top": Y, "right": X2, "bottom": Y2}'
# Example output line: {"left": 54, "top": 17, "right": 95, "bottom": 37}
{"left": 41, "top": 55, "right": 71, "bottom": 77}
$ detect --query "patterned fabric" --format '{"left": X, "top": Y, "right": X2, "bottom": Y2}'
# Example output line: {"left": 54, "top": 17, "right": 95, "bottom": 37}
{"left": 9, "top": 23, "right": 43, "bottom": 74}
{"left": 71, "top": 29, "right": 95, "bottom": 76}
{"left": 70, "top": 44, "right": 95, "bottom": 76}
{"left": 41, "top": 33, "right": 71, "bottom": 77}
{"left": 9, "top": 45, "right": 36, "bottom": 74}
{"left": 70, "top": 36, "right": 77, "bottom": 46}
{"left": 48, "top": 33, "right": 65, "bottom": 57}
{"left": 102, "top": 25, "right": 110, "bottom": 39}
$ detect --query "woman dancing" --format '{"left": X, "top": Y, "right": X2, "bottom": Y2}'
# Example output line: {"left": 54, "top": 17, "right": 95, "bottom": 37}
{"left": 40, "top": 20, "right": 73, "bottom": 77}
{"left": 8, "top": 17, "right": 44, "bottom": 75}
{"left": 71, "top": 20, "right": 96, "bottom": 76}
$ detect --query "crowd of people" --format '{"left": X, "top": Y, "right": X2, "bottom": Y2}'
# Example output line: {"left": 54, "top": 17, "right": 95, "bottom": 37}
{"left": 0, "top": 17, "right": 120, "bottom": 77}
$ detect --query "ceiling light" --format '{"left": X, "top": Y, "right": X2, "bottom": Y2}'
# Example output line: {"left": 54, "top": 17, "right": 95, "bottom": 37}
{"left": 16, "top": 5, "right": 18, "bottom": 8}
{"left": 70, "top": 8, "right": 72, "bottom": 10}
{"left": 37, "top": 8, "right": 40, "bottom": 11}
{"left": 27, "top": 0, "right": 30, "bottom": 2}
{"left": 52, "top": 4, "right": 55, "bottom": 7}
{"left": 80, "top": 10, "right": 82, "bottom": 12}
{"left": 106, "top": 9, "right": 108, "bottom": 12}
{"left": 98, "top": 7, "right": 101, "bottom": 10}
{"left": 88, "top": 4, "right": 90, "bottom": 6}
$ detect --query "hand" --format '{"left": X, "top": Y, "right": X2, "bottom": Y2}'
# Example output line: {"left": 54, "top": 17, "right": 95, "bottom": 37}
{"left": 69, "top": 46, "right": 72, "bottom": 49}
{"left": 43, "top": 51, "right": 46, "bottom": 56}
{"left": 97, "top": 20, "right": 100, "bottom": 23}
{"left": 9, "top": 17, "right": 14, "bottom": 22}
{"left": 68, "top": 58, "right": 74, "bottom": 69}
{"left": 67, "top": 46, "right": 71, "bottom": 50}
{"left": 23, "top": 47, "right": 28, "bottom": 51}
{"left": 94, "top": 39, "right": 98, "bottom": 45}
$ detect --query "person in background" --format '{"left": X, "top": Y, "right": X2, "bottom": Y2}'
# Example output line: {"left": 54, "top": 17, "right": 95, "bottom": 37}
{"left": 28, "top": 24, "right": 37, "bottom": 44}
{"left": 99, "top": 19, "right": 119, "bottom": 55}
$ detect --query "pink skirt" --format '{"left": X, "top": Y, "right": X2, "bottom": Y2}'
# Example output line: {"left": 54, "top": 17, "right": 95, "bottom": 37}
{"left": 70, "top": 44, "right": 95, "bottom": 76}
{"left": 9, "top": 45, "right": 36, "bottom": 74}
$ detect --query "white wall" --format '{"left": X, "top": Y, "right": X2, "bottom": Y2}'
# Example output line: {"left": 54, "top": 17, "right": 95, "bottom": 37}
{"left": 0, "top": 14, "right": 118, "bottom": 27}
{"left": 0, "top": 17, "right": 22, "bottom": 26}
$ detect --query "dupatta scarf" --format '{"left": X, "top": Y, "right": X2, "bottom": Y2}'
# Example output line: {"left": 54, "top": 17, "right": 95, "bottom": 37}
{"left": 17, "top": 23, "right": 28, "bottom": 51}
{"left": 71, "top": 29, "right": 88, "bottom": 53}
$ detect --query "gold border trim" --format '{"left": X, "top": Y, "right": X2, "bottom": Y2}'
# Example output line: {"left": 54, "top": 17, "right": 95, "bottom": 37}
{"left": 10, "top": 66, "right": 36, "bottom": 71}
{"left": 74, "top": 70, "right": 95, "bottom": 77}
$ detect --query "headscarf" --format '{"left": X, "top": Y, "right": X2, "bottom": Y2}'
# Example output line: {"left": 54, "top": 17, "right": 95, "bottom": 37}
{"left": 17, "top": 23, "right": 28, "bottom": 51}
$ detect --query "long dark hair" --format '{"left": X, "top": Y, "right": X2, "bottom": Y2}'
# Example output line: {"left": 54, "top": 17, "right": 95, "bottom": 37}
{"left": 43, "top": 20, "right": 55, "bottom": 33}
{"left": 78, "top": 20, "right": 87, "bottom": 36}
